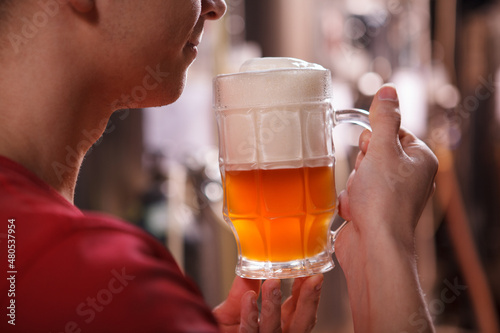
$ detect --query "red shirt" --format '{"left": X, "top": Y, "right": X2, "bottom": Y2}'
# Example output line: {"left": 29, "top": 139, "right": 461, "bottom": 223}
{"left": 0, "top": 156, "right": 219, "bottom": 332}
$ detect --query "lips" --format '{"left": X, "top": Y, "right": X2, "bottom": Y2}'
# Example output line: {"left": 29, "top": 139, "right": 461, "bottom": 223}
{"left": 187, "top": 21, "right": 205, "bottom": 48}
{"left": 187, "top": 40, "right": 199, "bottom": 48}
{"left": 185, "top": 35, "right": 200, "bottom": 60}
{"left": 187, "top": 33, "right": 202, "bottom": 47}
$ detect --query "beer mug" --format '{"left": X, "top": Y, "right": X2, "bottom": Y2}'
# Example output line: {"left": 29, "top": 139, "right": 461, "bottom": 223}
{"left": 213, "top": 58, "right": 371, "bottom": 279}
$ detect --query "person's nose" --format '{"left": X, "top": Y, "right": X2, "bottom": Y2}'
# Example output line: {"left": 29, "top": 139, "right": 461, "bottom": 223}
{"left": 201, "top": 0, "right": 227, "bottom": 20}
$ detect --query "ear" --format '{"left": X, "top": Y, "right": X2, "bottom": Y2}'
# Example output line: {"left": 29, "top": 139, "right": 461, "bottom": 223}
{"left": 68, "top": 0, "right": 95, "bottom": 13}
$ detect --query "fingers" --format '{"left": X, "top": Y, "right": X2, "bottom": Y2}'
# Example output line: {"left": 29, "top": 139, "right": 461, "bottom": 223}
{"left": 354, "top": 150, "right": 365, "bottom": 171}
{"left": 338, "top": 188, "right": 352, "bottom": 222}
{"left": 215, "top": 275, "right": 325, "bottom": 333}
{"left": 358, "top": 129, "right": 371, "bottom": 155}
{"left": 368, "top": 84, "right": 402, "bottom": 149}
{"left": 282, "top": 275, "right": 323, "bottom": 333}
{"left": 239, "top": 291, "right": 259, "bottom": 333}
{"left": 281, "top": 277, "right": 305, "bottom": 321}
{"left": 400, "top": 128, "right": 439, "bottom": 170}
{"left": 361, "top": 100, "right": 437, "bottom": 179}
{"left": 213, "top": 276, "right": 261, "bottom": 325}
{"left": 398, "top": 127, "right": 418, "bottom": 148}
{"left": 259, "top": 279, "right": 282, "bottom": 333}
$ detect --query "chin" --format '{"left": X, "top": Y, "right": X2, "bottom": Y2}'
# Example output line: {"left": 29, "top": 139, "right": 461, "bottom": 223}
{"left": 142, "top": 73, "right": 187, "bottom": 108}
{"left": 169, "top": 79, "right": 187, "bottom": 104}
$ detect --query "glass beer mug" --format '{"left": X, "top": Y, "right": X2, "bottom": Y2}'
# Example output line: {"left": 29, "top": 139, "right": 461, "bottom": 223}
{"left": 214, "top": 58, "right": 371, "bottom": 279}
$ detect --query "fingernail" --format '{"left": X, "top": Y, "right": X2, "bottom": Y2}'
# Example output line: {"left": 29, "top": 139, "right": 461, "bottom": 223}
{"left": 360, "top": 139, "right": 367, "bottom": 152}
{"left": 315, "top": 280, "right": 323, "bottom": 292}
{"left": 378, "top": 83, "right": 398, "bottom": 102}
{"left": 312, "top": 274, "right": 324, "bottom": 291}
{"left": 251, "top": 294, "right": 257, "bottom": 307}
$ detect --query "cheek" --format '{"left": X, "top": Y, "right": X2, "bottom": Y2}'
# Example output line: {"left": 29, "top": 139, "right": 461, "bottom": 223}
{"left": 193, "top": 0, "right": 202, "bottom": 18}
{"left": 175, "top": 0, "right": 201, "bottom": 35}
{"left": 142, "top": 1, "right": 202, "bottom": 53}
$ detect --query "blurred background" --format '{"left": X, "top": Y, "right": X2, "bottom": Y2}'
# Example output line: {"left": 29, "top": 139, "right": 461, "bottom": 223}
{"left": 74, "top": 0, "right": 500, "bottom": 332}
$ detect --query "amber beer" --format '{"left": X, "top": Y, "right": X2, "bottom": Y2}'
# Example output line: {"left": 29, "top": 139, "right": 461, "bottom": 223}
{"left": 223, "top": 164, "right": 336, "bottom": 262}
{"left": 214, "top": 57, "right": 370, "bottom": 278}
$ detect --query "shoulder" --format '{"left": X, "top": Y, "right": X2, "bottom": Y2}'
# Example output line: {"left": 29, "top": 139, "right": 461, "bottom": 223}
{"left": 6, "top": 209, "right": 219, "bottom": 332}
{"left": 66, "top": 214, "right": 219, "bottom": 332}
{"left": 0, "top": 157, "right": 219, "bottom": 332}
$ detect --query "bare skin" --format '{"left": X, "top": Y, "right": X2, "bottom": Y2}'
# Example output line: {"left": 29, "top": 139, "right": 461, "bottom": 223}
{"left": 336, "top": 85, "right": 438, "bottom": 332}
{"left": 0, "top": 1, "right": 438, "bottom": 331}
{"left": 0, "top": 1, "right": 322, "bottom": 331}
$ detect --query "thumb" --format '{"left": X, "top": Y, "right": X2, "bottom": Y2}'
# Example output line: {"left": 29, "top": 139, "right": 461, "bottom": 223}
{"left": 368, "top": 84, "right": 401, "bottom": 150}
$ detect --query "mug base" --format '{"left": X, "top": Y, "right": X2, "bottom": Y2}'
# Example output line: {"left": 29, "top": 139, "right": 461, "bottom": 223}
{"left": 235, "top": 253, "right": 334, "bottom": 279}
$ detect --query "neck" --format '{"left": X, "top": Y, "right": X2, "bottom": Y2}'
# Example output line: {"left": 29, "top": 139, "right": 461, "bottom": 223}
{"left": 0, "top": 47, "right": 113, "bottom": 203}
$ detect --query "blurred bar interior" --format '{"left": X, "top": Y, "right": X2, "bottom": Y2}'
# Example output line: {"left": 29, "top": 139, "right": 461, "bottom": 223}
{"left": 74, "top": 0, "right": 500, "bottom": 332}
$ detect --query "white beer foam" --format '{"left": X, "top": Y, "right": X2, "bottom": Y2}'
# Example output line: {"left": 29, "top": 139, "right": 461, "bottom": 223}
{"left": 214, "top": 57, "right": 332, "bottom": 109}
{"left": 215, "top": 58, "right": 334, "bottom": 170}
{"left": 239, "top": 57, "right": 325, "bottom": 72}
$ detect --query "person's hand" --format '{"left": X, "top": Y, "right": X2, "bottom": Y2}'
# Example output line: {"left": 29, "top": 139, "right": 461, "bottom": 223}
{"left": 334, "top": 84, "right": 438, "bottom": 332}
{"left": 213, "top": 275, "right": 323, "bottom": 333}
{"left": 337, "top": 84, "right": 438, "bottom": 254}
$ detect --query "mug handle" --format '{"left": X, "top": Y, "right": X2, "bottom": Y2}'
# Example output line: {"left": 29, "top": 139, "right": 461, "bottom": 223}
{"left": 334, "top": 108, "right": 371, "bottom": 130}
{"left": 330, "top": 108, "right": 371, "bottom": 253}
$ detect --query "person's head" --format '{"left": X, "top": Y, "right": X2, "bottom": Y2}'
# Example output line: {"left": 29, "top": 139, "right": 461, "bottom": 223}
{"left": 0, "top": 0, "right": 227, "bottom": 110}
